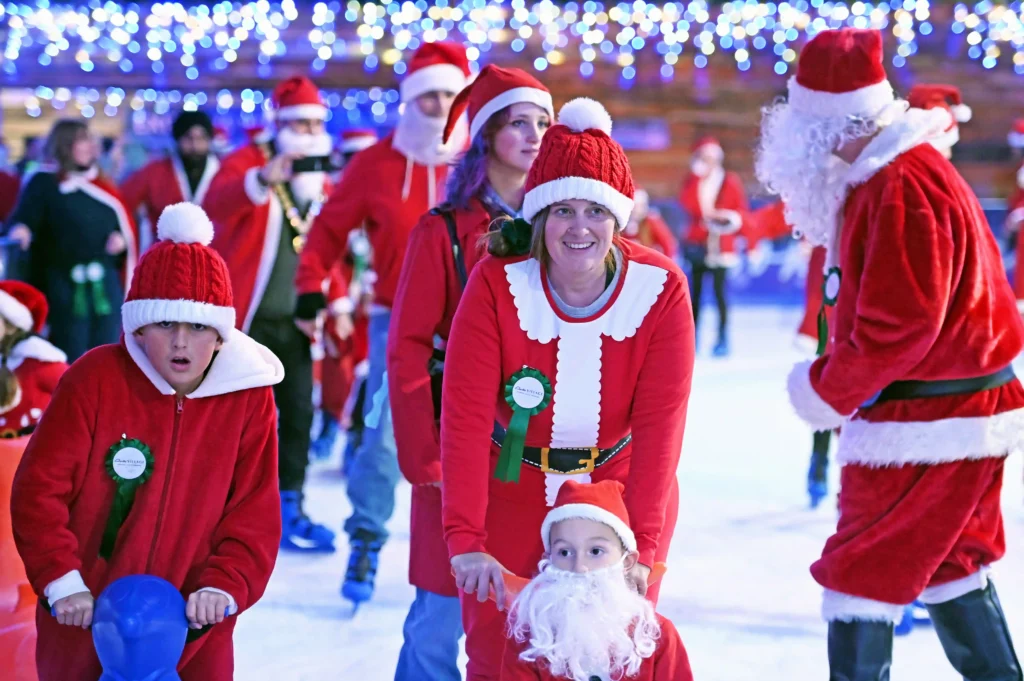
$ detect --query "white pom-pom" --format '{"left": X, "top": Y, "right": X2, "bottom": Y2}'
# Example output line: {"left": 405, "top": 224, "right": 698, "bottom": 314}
{"left": 557, "top": 97, "right": 613, "bottom": 135}
{"left": 156, "top": 202, "right": 214, "bottom": 246}
{"left": 951, "top": 103, "right": 972, "bottom": 124}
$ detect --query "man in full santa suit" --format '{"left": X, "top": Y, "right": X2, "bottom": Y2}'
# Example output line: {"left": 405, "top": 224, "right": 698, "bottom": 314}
{"left": 678, "top": 136, "right": 748, "bottom": 357}
{"left": 203, "top": 76, "right": 341, "bottom": 554}
{"left": 120, "top": 110, "right": 221, "bottom": 253}
{"left": 293, "top": 42, "right": 471, "bottom": 604}
{"left": 1008, "top": 119, "right": 1024, "bottom": 312}
{"left": 756, "top": 28, "right": 1024, "bottom": 679}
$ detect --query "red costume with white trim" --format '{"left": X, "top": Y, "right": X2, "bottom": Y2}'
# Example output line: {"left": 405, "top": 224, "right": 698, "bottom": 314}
{"left": 1008, "top": 161, "right": 1024, "bottom": 311}
{"left": 679, "top": 139, "right": 748, "bottom": 268}
{"left": 625, "top": 214, "right": 677, "bottom": 258}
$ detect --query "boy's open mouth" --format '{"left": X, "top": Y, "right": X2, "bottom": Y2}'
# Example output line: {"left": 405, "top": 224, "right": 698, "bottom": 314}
{"left": 170, "top": 357, "right": 191, "bottom": 370}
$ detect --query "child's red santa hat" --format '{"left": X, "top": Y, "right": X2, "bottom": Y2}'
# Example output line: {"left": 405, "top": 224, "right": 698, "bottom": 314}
{"left": 907, "top": 84, "right": 971, "bottom": 149}
{"left": 691, "top": 136, "right": 723, "bottom": 160}
{"left": 400, "top": 41, "right": 472, "bottom": 103}
{"left": 442, "top": 64, "right": 553, "bottom": 144}
{"left": 541, "top": 480, "right": 636, "bottom": 554}
{"left": 339, "top": 129, "right": 378, "bottom": 154}
{"left": 121, "top": 203, "right": 235, "bottom": 341}
{"left": 0, "top": 281, "right": 48, "bottom": 334}
{"left": 1009, "top": 119, "right": 1024, "bottom": 150}
{"left": 522, "top": 98, "right": 635, "bottom": 230}
{"left": 270, "top": 76, "right": 328, "bottom": 122}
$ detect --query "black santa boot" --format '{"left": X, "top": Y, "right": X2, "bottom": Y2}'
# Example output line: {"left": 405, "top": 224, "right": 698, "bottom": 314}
{"left": 828, "top": 620, "right": 893, "bottom": 681}
{"left": 926, "top": 581, "right": 1023, "bottom": 681}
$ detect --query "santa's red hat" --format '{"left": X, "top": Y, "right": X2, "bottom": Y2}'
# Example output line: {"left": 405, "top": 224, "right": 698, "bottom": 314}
{"left": 271, "top": 76, "right": 327, "bottom": 122}
{"left": 0, "top": 281, "right": 48, "bottom": 334}
{"left": 401, "top": 41, "right": 471, "bottom": 103}
{"left": 522, "top": 98, "right": 635, "bottom": 229}
{"left": 691, "top": 135, "right": 723, "bottom": 160}
{"left": 789, "top": 29, "right": 894, "bottom": 119}
{"left": 443, "top": 64, "right": 553, "bottom": 144}
{"left": 908, "top": 84, "right": 971, "bottom": 150}
{"left": 540, "top": 480, "right": 636, "bottom": 554}
{"left": 1009, "top": 119, "right": 1024, "bottom": 149}
{"left": 122, "top": 203, "right": 235, "bottom": 341}
{"left": 339, "top": 129, "right": 378, "bottom": 154}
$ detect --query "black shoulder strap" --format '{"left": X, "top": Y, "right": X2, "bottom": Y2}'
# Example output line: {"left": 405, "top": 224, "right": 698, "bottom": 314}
{"left": 432, "top": 206, "right": 468, "bottom": 291}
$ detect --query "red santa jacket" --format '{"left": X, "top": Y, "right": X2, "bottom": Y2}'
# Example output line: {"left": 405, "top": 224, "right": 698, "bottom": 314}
{"left": 387, "top": 197, "right": 492, "bottom": 596}
{"left": 295, "top": 134, "right": 450, "bottom": 312}
{"left": 0, "top": 336, "right": 67, "bottom": 438}
{"left": 203, "top": 142, "right": 335, "bottom": 331}
{"left": 626, "top": 214, "right": 677, "bottom": 258}
{"left": 10, "top": 330, "right": 284, "bottom": 681}
{"left": 441, "top": 239, "right": 695, "bottom": 569}
{"left": 679, "top": 169, "right": 749, "bottom": 267}
{"left": 120, "top": 154, "right": 220, "bottom": 253}
{"left": 788, "top": 134, "right": 1024, "bottom": 469}
{"left": 0, "top": 171, "right": 20, "bottom": 222}
{"left": 1008, "top": 162, "right": 1024, "bottom": 309}
{"left": 499, "top": 614, "right": 692, "bottom": 681}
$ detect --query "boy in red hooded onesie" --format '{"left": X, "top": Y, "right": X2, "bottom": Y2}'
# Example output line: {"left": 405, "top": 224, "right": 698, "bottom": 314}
{"left": 756, "top": 28, "right": 1024, "bottom": 679}
{"left": 293, "top": 42, "right": 471, "bottom": 605}
{"left": 10, "top": 202, "right": 283, "bottom": 681}
{"left": 204, "top": 76, "right": 342, "bottom": 553}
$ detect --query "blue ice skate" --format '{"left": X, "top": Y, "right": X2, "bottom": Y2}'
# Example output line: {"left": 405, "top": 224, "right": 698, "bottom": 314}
{"left": 894, "top": 604, "right": 915, "bottom": 636}
{"left": 280, "top": 490, "right": 337, "bottom": 553}
{"left": 807, "top": 431, "right": 831, "bottom": 509}
{"left": 712, "top": 337, "right": 730, "bottom": 357}
{"left": 310, "top": 414, "right": 341, "bottom": 461}
{"left": 342, "top": 530, "right": 384, "bottom": 606}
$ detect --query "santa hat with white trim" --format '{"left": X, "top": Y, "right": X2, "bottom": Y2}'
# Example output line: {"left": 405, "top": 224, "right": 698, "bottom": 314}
{"left": 270, "top": 76, "right": 327, "bottom": 122}
{"left": 907, "top": 84, "right": 972, "bottom": 150}
{"left": 339, "top": 128, "right": 379, "bottom": 154}
{"left": 788, "top": 29, "right": 895, "bottom": 121}
{"left": 541, "top": 480, "right": 636, "bottom": 554}
{"left": 122, "top": 203, "right": 236, "bottom": 341}
{"left": 442, "top": 64, "right": 553, "bottom": 144}
{"left": 0, "top": 281, "right": 49, "bottom": 334}
{"left": 1009, "top": 119, "right": 1024, "bottom": 150}
{"left": 400, "top": 42, "right": 472, "bottom": 103}
{"left": 691, "top": 135, "right": 724, "bottom": 160}
{"left": 522, "top": 98, "right": 635, "bottom": 230}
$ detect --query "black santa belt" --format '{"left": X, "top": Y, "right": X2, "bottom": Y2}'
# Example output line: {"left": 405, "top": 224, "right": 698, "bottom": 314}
{"left": 862, "top": 366, "right": 1016, "bottom": 408}
{"left": 490, "top": 423, "right": 631, "bottom": 475}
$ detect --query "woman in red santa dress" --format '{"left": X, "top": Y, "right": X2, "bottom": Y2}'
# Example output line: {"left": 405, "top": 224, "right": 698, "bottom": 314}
{"left": 441, "top": 98, "right": 695, "bottom": 681}
{"left": 388, "top": 65, "right": 553, "bottom": 681}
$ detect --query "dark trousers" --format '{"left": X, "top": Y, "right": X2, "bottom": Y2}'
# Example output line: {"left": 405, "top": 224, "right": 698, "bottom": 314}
{"left": 248, "top": 315, "right": 314, "bottom": 493}
{"left": 686, "top": 255, "right": 729, "bottom": 341}
{"left": 45, "top": 269, "right": 122, "bottom": 363}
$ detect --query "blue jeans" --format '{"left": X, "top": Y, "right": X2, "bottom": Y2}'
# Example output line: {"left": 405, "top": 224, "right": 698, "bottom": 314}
{"left": 394, "top": 588, "right": 464, "bottom": 681}
{"left": 343, "top": 310, "right": 401, "bottom": 540}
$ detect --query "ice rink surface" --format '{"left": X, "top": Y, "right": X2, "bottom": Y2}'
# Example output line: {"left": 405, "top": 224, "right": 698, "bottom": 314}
{"left": 235, "top": 306, "right": 1024, "bottom": 680}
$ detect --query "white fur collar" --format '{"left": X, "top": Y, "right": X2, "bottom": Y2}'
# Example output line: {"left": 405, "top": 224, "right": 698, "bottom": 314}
{"left": 125, "top": 329, "right": 284, "bottom": 398}
{"left": 6, "top": 336, "right": 67, "bottom": 371}
{"left": 844, "top": 108, "right": 952, "bottom": 188}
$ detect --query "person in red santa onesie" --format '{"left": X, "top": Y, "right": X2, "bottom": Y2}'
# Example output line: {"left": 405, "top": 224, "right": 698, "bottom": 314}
{"left": 10, "top": 202, "right": 283, "bottom": 681}
{"left": 203, "top": 76, "right": 341, "bottom": 553}
{"left": 907, "top": 84, "right": 973, "bottom": 161}
{"left": 0, "top": 281, "right": 67, "bottom": 439}
{"left": 678, "top": 136, "right": 748, "bottom": 357}
{"left": 501, "top": 480, "right": 692, "bottom": 681}
{"left": 622, "top": 189, "right": 677, "bottom": 258}
{"left": 120, "top": 110, "right": 221, "bottom": 253}
{"left": 292, "top": 41, "right": 471, "bottom": 604}
{"left": 756, "top": 28, "right": 1024, "bottom": 679}
{"left": 441, "top": 97, "right": 694, "bottom": 681}
{"left": 1007, "top": 119, "right": 1024, "bottom": 312}
{"left": 388, "top": 64, "right": 553, "bottom": 681}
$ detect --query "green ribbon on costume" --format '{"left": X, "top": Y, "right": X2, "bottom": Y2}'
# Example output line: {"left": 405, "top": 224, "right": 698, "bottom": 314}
{"left": 494, "top": 367, "right": 552, "bottom": 484}
{"left": 495, "top": 218, "right": 533, "bottom": 257}
{"left": 816, "top": 266, "right": 842, "bottom": 357}
{"left": 100, "top": 436, "right": 154, "bottom": 559}
{"left": 71, "top": 265, "right": 89, "bottom": 319}
{"left": 70, "top": 262, "right": 112, "bottom": 318}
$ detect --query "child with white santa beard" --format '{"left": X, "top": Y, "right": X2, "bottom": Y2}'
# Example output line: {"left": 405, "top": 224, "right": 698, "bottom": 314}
{"left": 502, "top": 481, "right": 692, "bottom": 681}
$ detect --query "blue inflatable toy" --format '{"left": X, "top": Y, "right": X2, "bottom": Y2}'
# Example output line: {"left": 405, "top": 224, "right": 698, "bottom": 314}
{"left": 92, "top": 575, "right": 188, "bottom": 681}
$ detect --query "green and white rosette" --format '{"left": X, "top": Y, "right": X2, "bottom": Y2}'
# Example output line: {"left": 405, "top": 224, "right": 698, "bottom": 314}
{"left": 816, "top": 266, "right": 842, "bottom": 357}
{"left": 494, "top": 367, "right": 552, "bottom": 484}
{"left": 100, "top": 436, "right": 154, "bottom": 559}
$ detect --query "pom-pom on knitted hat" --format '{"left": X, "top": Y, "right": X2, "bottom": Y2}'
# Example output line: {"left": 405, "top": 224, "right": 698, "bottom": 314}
{"left": 540, "top": 480, "right": 636, "bottom": 554}
{"left": 121, "top": 203, "right": 235, "bottom": 340}
{"left": 522, "top": 98, "right": 635, "bottom": 230}
{"left": 0, "top": 281, "right": 49, "bottom": 334}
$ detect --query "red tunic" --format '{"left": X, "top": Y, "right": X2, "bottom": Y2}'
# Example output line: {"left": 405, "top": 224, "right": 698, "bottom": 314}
{"left": 295, "top": 134, "right": 450, "bottom": 310}
{"left": 679, "top": 170, "right": 749, "bottom": 267}
{"left": 0, "top": 336, "right": 67, "bottom": 438}
{"left": 387, "top": 198, "right": 491, "bottom": 596}
{"left": 10, "top": 331, "right": 284, "bottom": 681}
{"left": 625, "top": 214, "right": 677, "bottom": 258}
{"left": 499, "top": 614, "right": 693, "bottom": 681}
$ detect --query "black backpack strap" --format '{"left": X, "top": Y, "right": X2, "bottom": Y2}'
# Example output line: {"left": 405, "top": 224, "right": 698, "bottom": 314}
{"left": 431, "top": 206, "right": 468, "bottom": 291}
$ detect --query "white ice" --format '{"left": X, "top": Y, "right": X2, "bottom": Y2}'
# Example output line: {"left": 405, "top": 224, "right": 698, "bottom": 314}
{"left": 235, "top": 306, "right": 1024, "bottom": 680}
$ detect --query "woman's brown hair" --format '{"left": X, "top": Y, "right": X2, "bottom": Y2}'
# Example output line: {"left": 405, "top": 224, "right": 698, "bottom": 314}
{"left": 44, "top": 119, "right": 91, "bottom": 173}
{"left": 0, "top": 324, "right": 31, "bottom": 410}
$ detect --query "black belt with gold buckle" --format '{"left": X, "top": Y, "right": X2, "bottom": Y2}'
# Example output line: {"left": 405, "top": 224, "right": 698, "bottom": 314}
{"left": 490, "top": 423, "right": 631, "bottom": 475}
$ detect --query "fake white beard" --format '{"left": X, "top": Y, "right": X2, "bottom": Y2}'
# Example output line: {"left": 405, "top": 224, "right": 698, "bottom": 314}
{"left": 690, "top": 159, "right": 712, "bottom": 178}
{"left": 392, "top": 100, "right": 468, "bottom": 167}
{"left": 275, "top": 127, "right": 332, "bottom": 206}
{"left": 506, "top": 559, "right": 661, "bottom": 681}
{"left": 290, "top": 172, "right": 327, "bottom": 207}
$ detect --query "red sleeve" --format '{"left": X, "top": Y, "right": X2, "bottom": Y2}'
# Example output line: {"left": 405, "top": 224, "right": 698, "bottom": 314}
{"left": 500, "top": 635, "right": 543, "bottom": 681}
{"left": 440, "top": 264, "right": 503, "bottom": 558}
{"left": 202, "top": 156, "right": 263, "bottom": 237}
{"left": 647, "top": 215, "right": 678, "bottom": 258}
{"left": 195, "top": 387, "right": 281, "bottom": 611}
{"left": 118, "top": 165, "right": 150, "bottom": 217}
{"left": 653, "top": 617, "right": 693, "bottom": 681}
{"left": 627, "top": 274, "right": 695, "bottom": 567}
{"left": 387, "top": 217, "right": 450, "bottom": 485}
{"left": 36, "top": 361, "right": 68, "bottom": 398}
{"left": 809, "top": 171, "right": 951, "bottom": 416}
{"left": 9, "top": 367, "right": 94, "bottom": 595}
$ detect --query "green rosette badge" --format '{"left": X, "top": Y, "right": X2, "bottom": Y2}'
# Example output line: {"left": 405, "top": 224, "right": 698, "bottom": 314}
{"left": 495, "top": 367, "right": 552, "bottom": 484}
{"left": 100, "top": 435, "right": 154, "bottom": 559}
{"left": 816, "top": 266, "right": 841, "bottom": 357}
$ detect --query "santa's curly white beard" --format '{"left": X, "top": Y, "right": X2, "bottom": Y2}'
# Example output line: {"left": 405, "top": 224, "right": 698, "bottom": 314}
{"left": 506, "top": 560, "right": 661, "bottom": 681}
{"left": 276, "top": 125, "right": 332, "bottom": 206}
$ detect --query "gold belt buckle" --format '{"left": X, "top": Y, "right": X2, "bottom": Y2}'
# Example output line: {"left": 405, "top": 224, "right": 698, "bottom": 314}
{"left": 576, "top": 447, "right": 599, "bottom": 474}
{"left": 540, "top": 447, "right": 599, "bottom": 474}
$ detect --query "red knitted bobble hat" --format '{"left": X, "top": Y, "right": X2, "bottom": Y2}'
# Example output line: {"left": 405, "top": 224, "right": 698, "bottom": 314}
{"left": 121, "top": 203, "right": 235, "bottom": 340}
{"left": 0, "top": 281, "right": 49, "bottom": 333}
{"left": 522, "top": 98, "right": 635, "bottom": 230}
{"left": 540, "top": 480, "right": 636, "bottom": 554}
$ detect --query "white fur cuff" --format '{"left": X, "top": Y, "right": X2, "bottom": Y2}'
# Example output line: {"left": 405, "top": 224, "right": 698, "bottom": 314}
{"left": 918, "top": 567, "right": 990, "bottom": 605}
{"left": 45, "top": 570, "right": 90, "bottom": 605}
{"left": 787, "top": 360, "right": 847, "bottom": 431}
{"left": 244, "top": 167, "right": 270, "bottom": 206}
{"left": 822, "top": 589, "right": 905, "bottom": 623}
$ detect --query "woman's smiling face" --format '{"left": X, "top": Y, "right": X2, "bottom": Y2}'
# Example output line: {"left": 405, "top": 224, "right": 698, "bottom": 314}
{"left": 543, "top": 199, "right": 616, "bottom": 277}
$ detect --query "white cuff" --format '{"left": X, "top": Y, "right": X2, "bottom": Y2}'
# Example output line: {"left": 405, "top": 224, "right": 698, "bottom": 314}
{"left": 329, "top": 296, "right": 355, "bottom": 316}
{"left": 244, "top": 167, "right": 270, "bottom": 206}
{"left": 787, "top": 360, "right": 848, "bottom": 431}
{"left": 197, "top": 587, "right": 238, "bottom": 616}
{"left": 712, "top": 209, "right": 743, "bottom": 234}
{"left": 1008, "top": 208, "right": 1024, "bottom": 231}
{"left": 821, "top": 589, "right": 905, "bottom": 623}
{"left": 44, "top": 570, "right": 89, "bottom": 605}
{"left": 918, "top": 567, "right": 990, "bottom": 605}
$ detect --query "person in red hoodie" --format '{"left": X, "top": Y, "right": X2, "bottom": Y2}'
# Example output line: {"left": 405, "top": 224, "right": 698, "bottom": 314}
{"left": 678, "top": 136, "right": 748, "bottom": 357}
{"left": 10, "top": 202, "right": 283, "bottom": 681}
{"left": 388, "top": 64, "right": 553, "bottom": 681}
{"left": 0, "top": 281, "right": 67, "bottom": 438}
{"left": 293, "top": 42, "right": 471, "bottom": 604}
